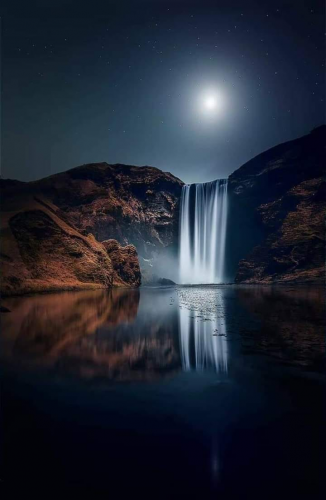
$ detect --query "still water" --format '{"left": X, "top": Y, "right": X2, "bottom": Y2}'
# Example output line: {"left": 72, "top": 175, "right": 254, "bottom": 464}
{"left": 0, "top": 286, "right": 325, "bottom": 497}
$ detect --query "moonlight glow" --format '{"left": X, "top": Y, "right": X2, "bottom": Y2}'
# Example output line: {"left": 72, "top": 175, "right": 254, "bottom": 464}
{"left": 204, "top": 96, "right": 218, "bottom": 110}
{"left": 199, "top": 90, "right": 224, "bottom": 116}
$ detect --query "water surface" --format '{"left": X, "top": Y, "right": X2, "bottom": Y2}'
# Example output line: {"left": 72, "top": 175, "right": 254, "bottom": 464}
{"left": 1, "top": 286, "right": 325, "bottom": 497}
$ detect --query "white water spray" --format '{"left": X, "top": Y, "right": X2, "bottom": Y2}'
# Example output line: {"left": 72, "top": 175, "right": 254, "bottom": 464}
{"left": 179, "top": 180, "right": 228, "bottom": 284}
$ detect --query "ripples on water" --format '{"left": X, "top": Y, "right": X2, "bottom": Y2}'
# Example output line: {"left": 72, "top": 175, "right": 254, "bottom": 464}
{"left": 0, "top": 286, "right": 325, "bottom": 497}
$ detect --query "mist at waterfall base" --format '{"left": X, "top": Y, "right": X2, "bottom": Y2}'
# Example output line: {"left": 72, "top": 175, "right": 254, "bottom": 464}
{"left": 179, "top": 180, "right": 228, "bottom": 285}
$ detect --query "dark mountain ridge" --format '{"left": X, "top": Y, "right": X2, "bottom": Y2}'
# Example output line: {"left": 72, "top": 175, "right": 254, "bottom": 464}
{"left": 226, "top": 125, "right": 325, "bottom": 283}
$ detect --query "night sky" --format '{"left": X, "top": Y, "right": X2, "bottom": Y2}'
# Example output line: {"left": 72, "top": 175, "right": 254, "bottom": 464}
{"left": 1, "top": 0, "right": 325, "bottom": 184}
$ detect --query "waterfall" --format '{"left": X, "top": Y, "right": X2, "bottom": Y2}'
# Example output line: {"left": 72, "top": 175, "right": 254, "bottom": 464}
{"left": 179, "top": 179, "right": 228, "bottom": 284}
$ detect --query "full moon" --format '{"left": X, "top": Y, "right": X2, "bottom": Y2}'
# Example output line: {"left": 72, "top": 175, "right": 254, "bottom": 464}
{"left": 199, "top": 89, "right": 224, "bottom": 116}
{"left": 204, "top": 96, "right": 217, "bottom": 110}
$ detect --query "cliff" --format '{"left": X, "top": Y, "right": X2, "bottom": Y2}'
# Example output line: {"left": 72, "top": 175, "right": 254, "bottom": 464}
{"left": 31, "top": 163, "right": 182, "bottom": 282}
{"left": 0, "top": 186, "right": 141, "bottom": 295}
{"left": 227, "top": 125, "right": 326, "bottom": 284}
{"left": 0, "top": 163, "right": 181, "bottom": 295}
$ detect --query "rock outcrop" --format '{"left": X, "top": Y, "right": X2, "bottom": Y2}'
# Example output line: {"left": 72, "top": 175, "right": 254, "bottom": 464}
{"left": 102, "top": 239, "right": 141, "bottom": 287}
{"left": 226, "top": 125, "right": 325, "bottom": 284}
{"left": 35, "top": 163, "right": 183, "bottom": 268}
{"left": 0, "top": 163, "right": 180, "bottom": 295}
{"left": 1, "top": 163, "right": 183, "bottom": 285}
{"left": 0, "top": 188, "right": 141, "bottom": 295}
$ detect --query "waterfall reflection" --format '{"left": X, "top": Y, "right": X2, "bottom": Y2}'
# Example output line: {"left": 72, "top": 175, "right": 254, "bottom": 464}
{"left": 179, "top": 291, "right": 228, "bottom": 373}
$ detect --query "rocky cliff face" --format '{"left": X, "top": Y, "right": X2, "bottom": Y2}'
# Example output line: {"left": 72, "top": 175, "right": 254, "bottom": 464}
{"left": 0, "top": 163, "right": 181, "bottom": 295}
{"left": 0, "top": 187, "right": 141, "bottom": 295}
{"left": 32, "top": 163, "right": 183, "bottom": 282}
{"left": 226, "top": 126, "right": 325, "bottom": 284}
{"left": 102, "top": 239, "right": 141, "bottom": 287}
